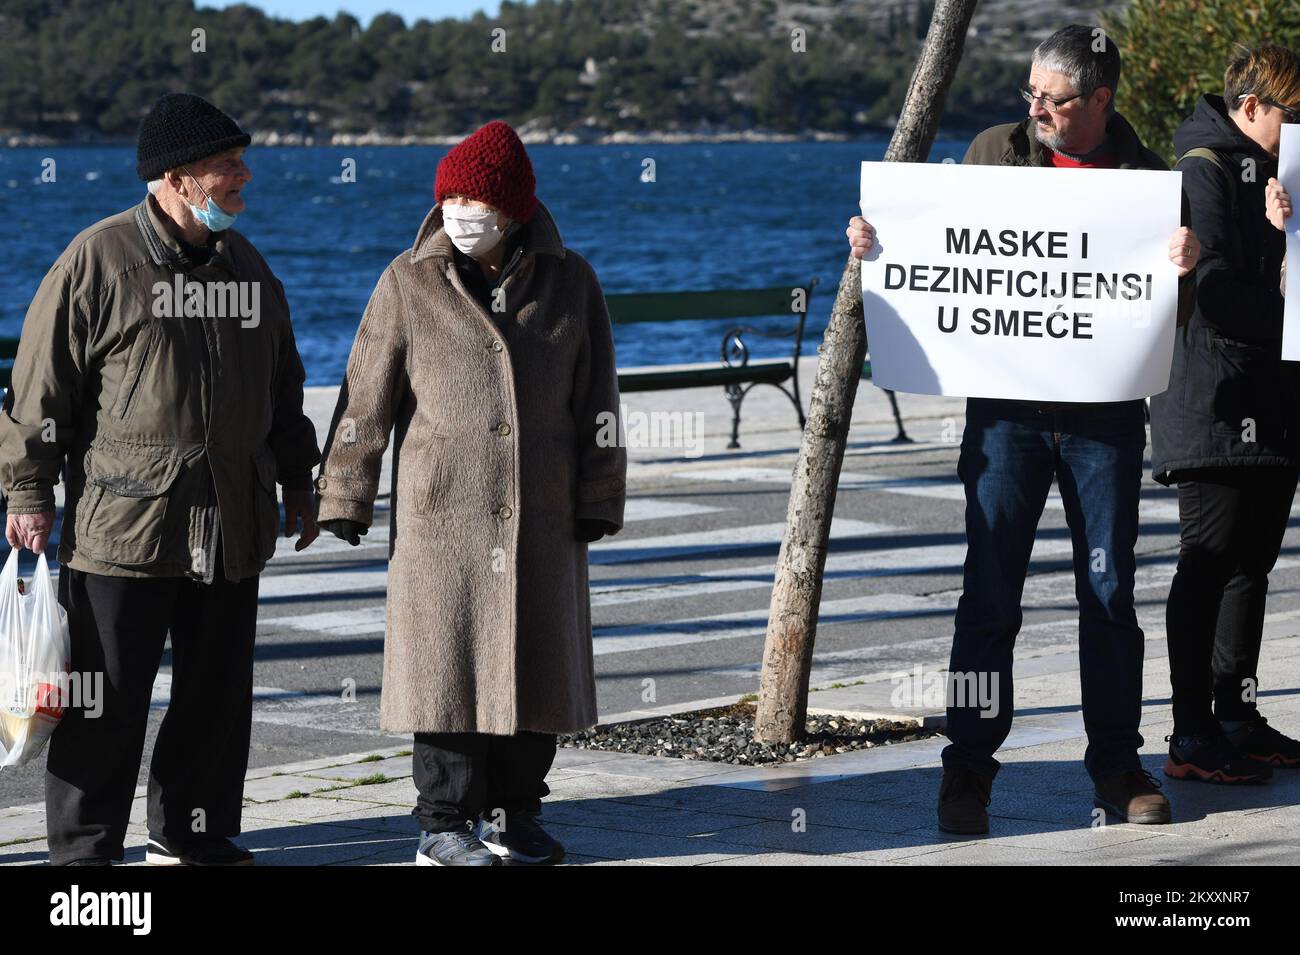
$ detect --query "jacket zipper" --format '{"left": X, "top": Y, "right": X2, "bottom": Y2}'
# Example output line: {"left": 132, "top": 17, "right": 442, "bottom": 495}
{"left": 195, "top": 274, "right": 220, "bottom": 582}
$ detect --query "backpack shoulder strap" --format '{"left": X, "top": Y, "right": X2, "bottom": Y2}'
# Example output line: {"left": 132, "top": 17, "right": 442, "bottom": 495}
{"left": 1176, "top": 146, "right": 1239, "bottom": 220}
{"left": 1177, "top": 146, "right": 1229, "bottom": 172}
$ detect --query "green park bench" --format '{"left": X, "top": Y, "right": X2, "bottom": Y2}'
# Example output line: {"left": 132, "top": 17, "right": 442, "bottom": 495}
{"left": 608, "top": 281, "right": 908, "bottom": 448}
{"left": 0, "top": 309, "right": 913, "bottom": 449}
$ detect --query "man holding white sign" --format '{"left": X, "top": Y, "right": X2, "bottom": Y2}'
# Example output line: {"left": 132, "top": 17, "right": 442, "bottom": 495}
{"left": 848, "top": 25, "right": 1198, "bottom": 835}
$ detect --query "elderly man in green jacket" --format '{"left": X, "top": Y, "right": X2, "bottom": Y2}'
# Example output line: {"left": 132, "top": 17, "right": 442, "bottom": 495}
{"left": 0, "top": 93, "right": 320, "bottom": 866}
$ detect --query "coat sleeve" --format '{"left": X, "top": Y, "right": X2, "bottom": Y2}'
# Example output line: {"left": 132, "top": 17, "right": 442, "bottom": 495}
{"left": 570, "top": 259, "right": 627, "bottom": 536}
{"left": 315, "top": 266, "right": 409, "bottom": 527}
{"left": 0, "top": 262, "right": 86, "bottom": 515}
{"left": 1176, "top": 188, "right": 1197, "bottom": 328}
{"left": 1182, "top": 157, "right": 1282, "bottom": 343}
{"left": 266, "top": 274, "right": 322, "bottom": 490}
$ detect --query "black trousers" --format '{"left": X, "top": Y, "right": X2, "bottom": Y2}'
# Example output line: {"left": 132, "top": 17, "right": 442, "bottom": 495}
{"left": 1166, "top": 466, "right": 1299, "bottom": 735}
{"left": 412, "top": 731, "right": 556, "bottom": 832}
{"left": 44, "top": 552, "right": 260, "bottom": 864}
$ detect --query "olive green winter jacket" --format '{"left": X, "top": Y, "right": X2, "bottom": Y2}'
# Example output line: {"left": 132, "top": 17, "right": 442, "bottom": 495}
{"left": 0, "top": 195, "right": 320, "bottom": 582}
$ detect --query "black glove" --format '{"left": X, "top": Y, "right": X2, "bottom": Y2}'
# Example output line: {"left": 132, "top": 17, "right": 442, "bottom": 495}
{"left": 319, "top": 518, "right": 368, "bottom": 546}
{"left": 575, "top": 518, "right": 613, "bottom": 543}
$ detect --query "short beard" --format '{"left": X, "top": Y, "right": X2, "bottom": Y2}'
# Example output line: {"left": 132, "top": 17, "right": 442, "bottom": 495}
{"left": 1033, "top": 119, "right": 1063, "bottom": 151}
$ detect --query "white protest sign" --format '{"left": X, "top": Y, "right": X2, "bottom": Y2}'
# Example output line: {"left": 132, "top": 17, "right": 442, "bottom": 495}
{"left": 859, "top": 161, "right": 1183, "bottom": 401}
{"left": 1280, "top": 124, "right": 1300, "bottom": 361}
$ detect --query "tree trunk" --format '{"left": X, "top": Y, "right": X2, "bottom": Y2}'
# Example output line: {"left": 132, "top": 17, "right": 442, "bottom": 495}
{"left": 753, "top": 0, "right": 980, "bottom": 743}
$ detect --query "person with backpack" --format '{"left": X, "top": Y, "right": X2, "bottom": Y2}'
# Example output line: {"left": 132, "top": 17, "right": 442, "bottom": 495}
{"left": 1150, "top": 43, "right": 1300, "bottom": 784}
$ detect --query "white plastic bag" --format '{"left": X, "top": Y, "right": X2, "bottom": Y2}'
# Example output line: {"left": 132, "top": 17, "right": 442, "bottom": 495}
{"left": 0, "top": 550, "right": 71, "bottom": 768}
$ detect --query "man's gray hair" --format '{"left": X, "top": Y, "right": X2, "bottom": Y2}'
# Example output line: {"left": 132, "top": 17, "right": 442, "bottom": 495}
{"left": 146, "top": 178, "right": 163, "bottom": 195}
{"left": 1032, "top": 24, "right": 1122, "bottom": 115}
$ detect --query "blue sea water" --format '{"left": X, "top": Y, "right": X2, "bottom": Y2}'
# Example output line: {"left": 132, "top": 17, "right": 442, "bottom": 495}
{"left": 0, "top": 138, "right": 969, "bottom": 385}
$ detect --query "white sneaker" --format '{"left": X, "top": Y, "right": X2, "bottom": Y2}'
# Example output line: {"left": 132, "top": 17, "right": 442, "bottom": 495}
{"left": 414, "top": 826, "right": 501, "bottom": 866}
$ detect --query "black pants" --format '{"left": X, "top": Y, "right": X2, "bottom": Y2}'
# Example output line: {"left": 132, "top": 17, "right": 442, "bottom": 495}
{"left": 44, "top": 554, "right": 260, "bottom": 865}
{"left": 1166, "top": 467, "right": 1298, "bottom": 735}
{"left": 412, "top": 731, "right": 556, "bottom": 832}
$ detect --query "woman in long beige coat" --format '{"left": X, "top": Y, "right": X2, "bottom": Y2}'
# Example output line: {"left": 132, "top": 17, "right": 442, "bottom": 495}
{"left": 315, "top": 121, "right": 626, "bottom": 866}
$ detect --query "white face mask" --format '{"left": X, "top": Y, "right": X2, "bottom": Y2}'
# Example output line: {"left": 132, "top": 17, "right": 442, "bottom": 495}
{"left": 442, "top": 204, "right": 503, "bottom": 257}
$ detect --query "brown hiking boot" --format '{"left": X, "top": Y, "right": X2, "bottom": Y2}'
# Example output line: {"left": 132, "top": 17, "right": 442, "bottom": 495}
{"left": 937, "top": 767, "right": 992, "bottom": 835}
{"left": 1094, "top": 769, "right": 1171, "bottom": 824}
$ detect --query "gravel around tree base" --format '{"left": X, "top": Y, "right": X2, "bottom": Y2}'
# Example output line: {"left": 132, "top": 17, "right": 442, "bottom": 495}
{"left": 558, "top": 703, "right": 941, "bottom": 766}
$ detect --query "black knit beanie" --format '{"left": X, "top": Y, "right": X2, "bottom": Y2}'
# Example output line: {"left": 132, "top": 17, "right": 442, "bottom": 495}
{"left": 136, "top": 93, "right": 252, "bottom": 181}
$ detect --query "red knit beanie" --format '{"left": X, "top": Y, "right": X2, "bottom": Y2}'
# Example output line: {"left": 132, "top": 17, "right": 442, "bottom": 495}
{"left": 434, "top": 121, "right": 538, "bottom": 224}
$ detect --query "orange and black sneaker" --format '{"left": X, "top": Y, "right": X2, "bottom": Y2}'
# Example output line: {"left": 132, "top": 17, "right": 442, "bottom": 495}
{"left": 1164, "top": 733, "right": 1272, "bottom": 784}
{"left": 1222, "top": 716, "right": 1300, "bottom": 768}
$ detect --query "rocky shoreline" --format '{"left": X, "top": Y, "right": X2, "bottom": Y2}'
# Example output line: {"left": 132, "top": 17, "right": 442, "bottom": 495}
{"left": 2, "top": 124, "right": 875, "bottom": 150}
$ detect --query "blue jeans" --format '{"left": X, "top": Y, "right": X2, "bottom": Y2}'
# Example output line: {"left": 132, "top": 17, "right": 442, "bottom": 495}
{"left": 942, "top": 397, "right": 1147, "bottom": 783}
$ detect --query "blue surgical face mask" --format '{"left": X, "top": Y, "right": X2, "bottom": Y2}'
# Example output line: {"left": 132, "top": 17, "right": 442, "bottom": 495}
{"left": 182, "top": 165, "right": 238, "bottom": 232}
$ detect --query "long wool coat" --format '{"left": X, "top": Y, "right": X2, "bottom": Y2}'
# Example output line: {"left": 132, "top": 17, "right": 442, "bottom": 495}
{"left": 316, "top": 200, "right": 627, "bottom": 735}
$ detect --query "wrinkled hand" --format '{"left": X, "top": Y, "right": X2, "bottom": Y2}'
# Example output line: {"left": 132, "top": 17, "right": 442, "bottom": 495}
{"left": 5, "top": 510, "right": 55, "bottom": 553}
{"left": 1168, "top": 226, "right": 1201, "bottom": 278}
{"left": 1266, "top": 177, "right": 1292, "bottom": 233}
{"left": 320, "top": 518, "right": 368, "bottom": 547}
{"left": 283, "top": 489, "right": 320, "bottom": 552}
{"left": 847, "top": 216, "right": 876, "bottom": 260}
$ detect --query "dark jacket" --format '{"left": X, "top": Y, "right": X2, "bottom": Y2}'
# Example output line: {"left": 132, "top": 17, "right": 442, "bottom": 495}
{"left": 0, "top": 196, "right": 321, "bottom": 582}
{"left": 962, "top": 113, "right": 1197, "bottom": 412}
{"left": 964, "top": 111, "right": 1165, "bottom": 171}
{"left": 452, "top": 222, "right": 527, "bottom": 319}
{"left": 1149, "top": 94, "right": 1299, "bottom": 483}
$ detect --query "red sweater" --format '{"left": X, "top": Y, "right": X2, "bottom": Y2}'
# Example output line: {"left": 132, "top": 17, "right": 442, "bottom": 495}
{"left": 1046, "top": 146, "right": 1116, "bottom": 169}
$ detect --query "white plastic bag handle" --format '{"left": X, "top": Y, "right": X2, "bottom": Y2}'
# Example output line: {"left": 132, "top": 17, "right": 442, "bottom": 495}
{"left": 0, "top": 549, "right": 25, "bottom": 717}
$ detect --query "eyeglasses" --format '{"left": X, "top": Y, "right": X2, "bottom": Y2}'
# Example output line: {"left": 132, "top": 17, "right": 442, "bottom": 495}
{"left": 1235, "top": 93, "right": 1300, "bottom": 123}
{"left": 1020, "top": 85, "right": 1084, "bottom": 111}
{"left": 1269, "top": 101, "right": 1299, "bottom": 123}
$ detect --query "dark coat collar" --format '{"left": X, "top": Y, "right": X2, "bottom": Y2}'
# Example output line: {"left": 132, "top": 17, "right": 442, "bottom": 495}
{"left": 134, "top": 195, "right": 237, "bottom": 273}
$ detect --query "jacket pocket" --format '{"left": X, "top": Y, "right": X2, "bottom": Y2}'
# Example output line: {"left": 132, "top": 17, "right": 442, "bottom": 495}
{"left": 1208, "top": 329, "right": 1279, "bottom": 440}
{"left": 76, "top": 439, "right": 183, "bottom": 566}
{"left": 415, "top": 432, "right": 452, "bottom": 518}
{"left": 112, "top": 323, "right": 159, "bottom": 423}
{"left": 252, "top": 444, "right": 280, "bottom": 563}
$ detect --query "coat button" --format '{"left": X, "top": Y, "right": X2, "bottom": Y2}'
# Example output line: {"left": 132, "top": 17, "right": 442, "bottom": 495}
{"left": 498, "top": 423, "right": 511, "bottom": 436}
{"left": 316, "top": 477, "right": 329, "bottom": 490}
{"left": 497, "top": 505, "right": 513, "bottom": 519}
{"left": 491, "top": 340, "right": 504, "bottom": 352}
